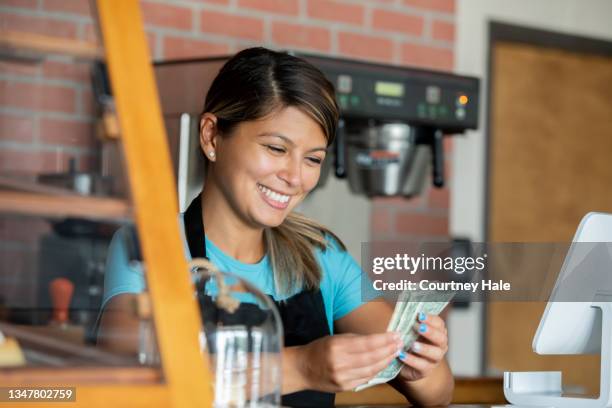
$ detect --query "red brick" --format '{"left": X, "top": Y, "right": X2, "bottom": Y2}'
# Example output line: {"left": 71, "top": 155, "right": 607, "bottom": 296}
{"left": 200, "top": 10, "right": 264, "bottom": 41}
{"left": 42, "top": 60, "right": 89, "bottom": 83}
{"left": 163, "top": 36, "right": 230, "bottom": 59}
{"left": 338, "top": 32, "right": 393, "bottom": 63}
{"left": 371, "top": 207, "right": 391, "bottom": 234}
{"left": 372, "top": 9, "right": 424, "bottom": 37}
{"left": 199, "top": 0, "right": 230, "bottom": 4}
{"left": 141, "top": 1, "right": 193, "bottom": 30}
{"left": 443, "top": 135, "right": 453, "bottom": 153}
{"left": 0, "top": 113, "right": 35, "bottom": 143}
{"left": 401, "top": 42, "right": 453, "bottom": 70}
{"left": 428, "top": 186, "right": 450, "bottom": 209}
{"left": 1, "top": 0, "right": 38, "bottom": 9}
{"left": 80, "top": 88, "right": 95, "bottom": 117}
{"left": 403, "top": 0, "right": 455, "bottom": 13}
{"left": 432, "top": 20, "right": 455, "bottom": 42}
{"left": 42, "top": 0, "right": 93, "bottom": 16}
{"left": 83, "top": 22, "right": 101, "bottom": 45}
{"left": 39, "top": 118, "right": 93, "bottom": 147}
{"left": 374, "top": 194, "right": 426, "bottom": 210}
{"left": 0, "top": 80, "right": 76, "bottom": 113}
{"left": 0, "top": 148, "right": 70, "bottom": 174}
{"left": 0, "top": 61, "right": 39, "bottom": 77}
{"left": 0, "top": 218, "right": 51, "bottom": 245}
{"left": 77, "top": 152, "right": 95, "bottom": 172}
{"left": 395, "top": 212, "right": 448, "bottom": 235}
{"left": 307, "top": 0, "right": 364, "bottom": 25}
{"left": 238, "top": 0, "right": 299, "bottom": 16}
{"left": 0, "top": 13, "right": 78, "bottom": 39}
{"left": 272, "top": 22, "right": 330, "bottom": 52}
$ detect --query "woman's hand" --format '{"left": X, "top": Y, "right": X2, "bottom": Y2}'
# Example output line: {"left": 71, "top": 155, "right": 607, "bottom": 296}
{"left": 290, "top": 332, "right": 402, "bottom": 392}
{"left": 396, "top": 312, "right": 449, "bottom": 382}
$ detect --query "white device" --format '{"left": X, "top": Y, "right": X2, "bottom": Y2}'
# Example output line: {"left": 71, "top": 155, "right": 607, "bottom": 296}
{"left": 504, "top": 212, "right": 612, "bottom": 408}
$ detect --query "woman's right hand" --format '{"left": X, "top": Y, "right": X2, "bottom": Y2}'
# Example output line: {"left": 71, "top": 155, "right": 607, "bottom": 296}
{"left": 290, "top": 332, "right": 403, "bottom": 392}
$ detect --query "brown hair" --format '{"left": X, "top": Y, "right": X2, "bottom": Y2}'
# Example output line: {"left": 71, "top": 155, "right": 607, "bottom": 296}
{"left": 202, "top": 47, "right": 344, "bottom": 294}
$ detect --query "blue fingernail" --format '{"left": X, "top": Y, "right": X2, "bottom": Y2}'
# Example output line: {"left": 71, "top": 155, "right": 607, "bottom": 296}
{"left": 398, "top": 351, "right": 406, "bottom": 360}
{"left": 419, "top": 323, "right": 427, "bottom": 333}
{"left": 418, "top": 312, "right": 426, "bottom": 322}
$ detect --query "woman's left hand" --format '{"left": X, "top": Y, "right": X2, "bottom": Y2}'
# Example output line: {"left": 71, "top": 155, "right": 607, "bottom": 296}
{"left": 396, "top": 312, "right": 448, "bottom": 382}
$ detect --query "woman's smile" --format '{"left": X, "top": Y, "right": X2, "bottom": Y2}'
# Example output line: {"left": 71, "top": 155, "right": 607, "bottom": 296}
{"left": 257, "top": 182, "right": 292, "bottom": 209}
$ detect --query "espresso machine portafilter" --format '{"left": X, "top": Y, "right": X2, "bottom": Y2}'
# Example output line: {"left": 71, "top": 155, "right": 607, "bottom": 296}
{"left": 336, "top": 120, "right": 440, "bottom": 197}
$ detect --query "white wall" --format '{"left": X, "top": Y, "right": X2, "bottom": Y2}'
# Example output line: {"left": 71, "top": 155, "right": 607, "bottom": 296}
{"left": 298, "top": 176, "right": 371, "bottom": 260}
{"left": 448, "top": 0, "right": 612, "bottom": 376}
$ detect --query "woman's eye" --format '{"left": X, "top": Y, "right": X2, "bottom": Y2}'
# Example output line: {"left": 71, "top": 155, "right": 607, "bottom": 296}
{"left": 266, "top": 145, "right": 286, "bottom": 154}
{"left": 306, "top": 156, "right": 323, "bottom": 165}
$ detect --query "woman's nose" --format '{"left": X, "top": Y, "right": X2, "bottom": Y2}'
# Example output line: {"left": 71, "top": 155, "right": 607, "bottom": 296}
{"left": 278, "top": 157, "right": 302, "bottom": 187}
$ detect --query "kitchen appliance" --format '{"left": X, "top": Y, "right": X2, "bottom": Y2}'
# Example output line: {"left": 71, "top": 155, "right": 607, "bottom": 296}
{"left": 153, "top": 53, "right": 479, "bottom": 208}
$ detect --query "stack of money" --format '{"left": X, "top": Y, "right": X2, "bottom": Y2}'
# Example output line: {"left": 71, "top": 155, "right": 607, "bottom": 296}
{"left": 355, "top": 290, "right": 455, "bottom": 391}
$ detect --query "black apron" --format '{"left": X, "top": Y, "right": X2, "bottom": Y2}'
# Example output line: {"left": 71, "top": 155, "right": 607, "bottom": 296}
{"left": 184, "top": 195, "right": 335, "bottom": 407}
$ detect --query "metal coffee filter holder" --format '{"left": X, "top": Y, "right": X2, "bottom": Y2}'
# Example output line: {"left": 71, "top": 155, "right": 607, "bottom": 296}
{"left": 340, "top": 121, "right": 432, "bottom": 197}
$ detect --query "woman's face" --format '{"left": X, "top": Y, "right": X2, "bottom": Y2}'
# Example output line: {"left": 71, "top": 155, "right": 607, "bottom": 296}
{"left": 204, "top": 106, "right": 328, "bottom": 229}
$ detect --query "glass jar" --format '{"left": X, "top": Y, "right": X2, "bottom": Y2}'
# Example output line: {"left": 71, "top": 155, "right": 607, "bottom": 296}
{"left": 190, "top": 259, "right": 283, "bottom": 407}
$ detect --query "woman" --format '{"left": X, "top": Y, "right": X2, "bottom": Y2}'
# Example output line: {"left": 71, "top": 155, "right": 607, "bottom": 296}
{"left": 99, "top": 47, "right": 453, "bottom": 406}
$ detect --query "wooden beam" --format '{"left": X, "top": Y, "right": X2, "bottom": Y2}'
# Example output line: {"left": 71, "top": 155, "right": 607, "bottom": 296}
{"left": 0, "top": 30, "right": 102, "bottom": 60}
{"left": 0, "top": 190, "right": 130, "bottom": 221}
{"left": 95, "top": 1, "right": 214, "bottom": 407}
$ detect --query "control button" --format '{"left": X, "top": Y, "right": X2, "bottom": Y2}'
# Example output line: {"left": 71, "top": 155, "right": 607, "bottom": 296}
{"left": 456, "top": 107, "right": 466, "bottom": 120}
{"left": 426, "top": 86, "right": 441, "bottom": 104}
{"left": 337, "top": 75, "right": 352, "bottom": 93}
{"left": 417, "top": 103, "right": 427, "bottom": 117}
{"left": 350, "top": 95, "right": 360, "bottom": 106}
{"left": 339, "top": 94, "right": 349, "bottom": 108}
{"left": 439, "top": 105, "right": 449, "bottom": 117}
{"left": 428, "top": 105, "right": 437, "bottom": 119}
{"left": 376, "top": 97, "right": 402, "bottom": 107}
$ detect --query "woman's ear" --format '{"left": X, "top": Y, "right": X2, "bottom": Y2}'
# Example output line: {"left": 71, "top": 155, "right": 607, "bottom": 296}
{"left": 200, "top": 113, "right": 218, "bottom": 161}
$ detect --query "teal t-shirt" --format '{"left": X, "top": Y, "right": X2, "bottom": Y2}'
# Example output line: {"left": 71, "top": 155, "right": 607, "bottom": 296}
{"left": 102, "top": 223, "right": 367, "bottom": 334}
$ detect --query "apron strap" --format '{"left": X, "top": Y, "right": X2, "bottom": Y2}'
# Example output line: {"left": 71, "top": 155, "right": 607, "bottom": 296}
{"left": 184, "top": 193, "right": 206, "bottom": 259}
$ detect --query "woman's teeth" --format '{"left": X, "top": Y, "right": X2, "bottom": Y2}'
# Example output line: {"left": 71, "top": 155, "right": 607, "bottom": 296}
{"left": 258, "top": 184, "right": 290, "bottom": 203}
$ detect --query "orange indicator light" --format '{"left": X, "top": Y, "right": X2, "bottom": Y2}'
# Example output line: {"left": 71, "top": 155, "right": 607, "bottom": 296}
{"left": 458, "top": 95, "right": 468, "bottom": 105}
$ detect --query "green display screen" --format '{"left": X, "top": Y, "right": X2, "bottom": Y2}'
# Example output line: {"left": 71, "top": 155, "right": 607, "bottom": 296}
{"left": 375, "top": 81, "right": 404, "bottom": 97}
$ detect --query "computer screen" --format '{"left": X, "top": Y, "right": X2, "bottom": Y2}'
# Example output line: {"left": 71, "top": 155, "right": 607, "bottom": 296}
{"left": 533, "top": 212, "right": 612, "bottom": 355}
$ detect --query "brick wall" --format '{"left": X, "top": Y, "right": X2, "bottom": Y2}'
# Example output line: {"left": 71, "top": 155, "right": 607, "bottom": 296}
{"left": 0, "top": 0, "right": 456, "bottom": 243}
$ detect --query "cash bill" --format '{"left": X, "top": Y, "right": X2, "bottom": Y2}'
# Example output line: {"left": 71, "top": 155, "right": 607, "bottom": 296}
{"left": 355, "top": 290, "right": 455, "bottom": 391}
{"left": 385, "top": 287, "right": 411, "bottom": 332}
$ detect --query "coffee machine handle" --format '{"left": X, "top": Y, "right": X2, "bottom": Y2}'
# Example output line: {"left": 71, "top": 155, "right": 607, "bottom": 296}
{"left": 334, "top": 118, "right": 347, "bottom": 178}
{"left": 432, "top": 129, "right": 444, "bottom": 187}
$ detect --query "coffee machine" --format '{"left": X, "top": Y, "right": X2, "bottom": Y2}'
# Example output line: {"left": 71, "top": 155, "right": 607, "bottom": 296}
{"left": 154, "top": 53, "right": 479, "bottom": 209}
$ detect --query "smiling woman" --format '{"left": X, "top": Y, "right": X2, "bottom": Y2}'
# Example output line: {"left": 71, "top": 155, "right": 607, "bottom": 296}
{"left": 97, "top": 47, "right": 453, "bottom": 407}
{"left": 199, "top": 47, "right": 341, "bottom": 294}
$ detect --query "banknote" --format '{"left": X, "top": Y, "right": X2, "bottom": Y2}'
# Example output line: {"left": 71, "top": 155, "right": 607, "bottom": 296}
{"left": 355, "top": 290, "right": 455, "bottom": 391}
{"left": 385, "top": 288, "right": 411, "bottom": 331}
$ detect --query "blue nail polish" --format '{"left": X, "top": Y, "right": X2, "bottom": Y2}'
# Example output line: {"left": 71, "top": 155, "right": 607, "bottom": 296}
{"left": 398, "top": 351, "right": 406, "bottom": 360}
{"left": 419, "top": 323, "right": 427, "bottom": 333}
{"left": 418, "top": 312, "right": 426, "bottom": 322}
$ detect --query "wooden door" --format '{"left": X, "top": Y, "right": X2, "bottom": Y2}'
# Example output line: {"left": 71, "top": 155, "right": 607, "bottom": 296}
{"left": 486, "top": 26, "right": 612, "bottom": 395}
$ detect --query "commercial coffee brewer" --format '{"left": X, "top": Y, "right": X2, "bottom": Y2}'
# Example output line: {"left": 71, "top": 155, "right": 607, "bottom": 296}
{"left": 154, "top": 54, "right": 479, "bottom": 209}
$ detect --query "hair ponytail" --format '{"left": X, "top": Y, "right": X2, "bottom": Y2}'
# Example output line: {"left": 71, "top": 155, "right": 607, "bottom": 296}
{"left": 265, "top": 212, "right": 346, "bottom": 294}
